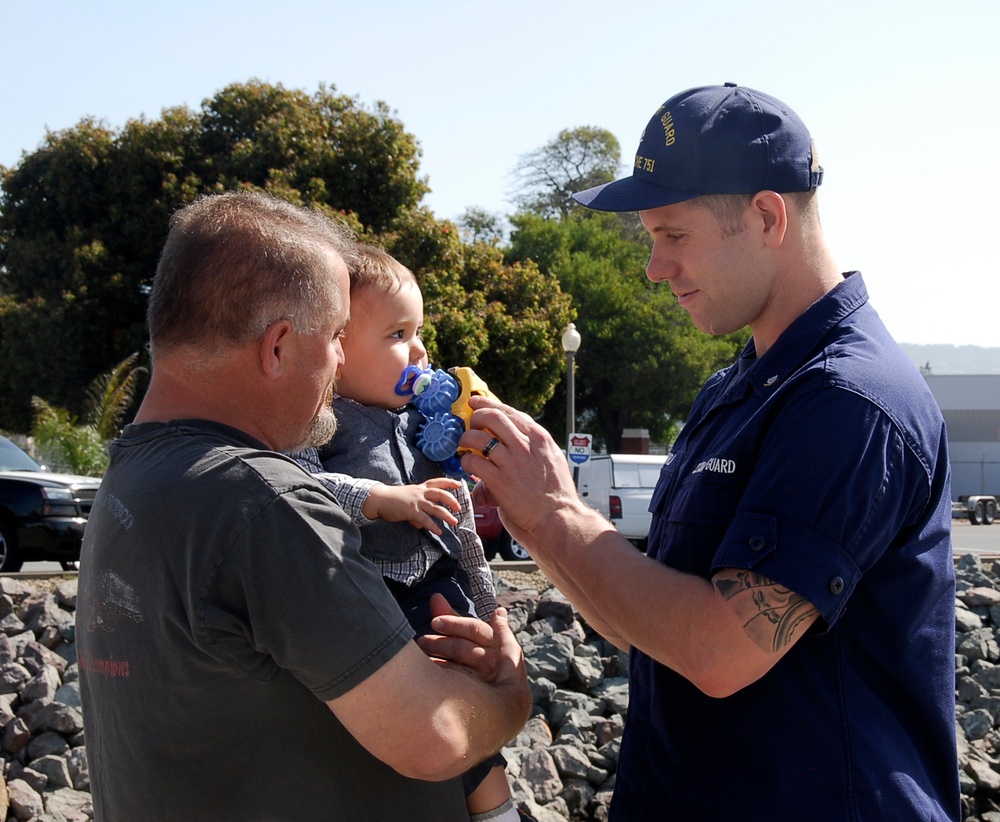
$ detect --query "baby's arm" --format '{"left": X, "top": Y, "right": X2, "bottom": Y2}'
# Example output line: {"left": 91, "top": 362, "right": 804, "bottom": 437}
{"left": 363, "top": 479, "right": 461, "bottom": 535}
{"left": 292, "top": 449, "right": 379, "bottom": 525}
{"left": 292, "top": 448, "right": 461, "bottom": 533}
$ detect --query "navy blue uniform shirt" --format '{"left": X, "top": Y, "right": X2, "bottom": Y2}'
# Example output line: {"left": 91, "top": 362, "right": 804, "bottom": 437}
{"left": 612, "top": 273, "right": 959, "bottom": 821}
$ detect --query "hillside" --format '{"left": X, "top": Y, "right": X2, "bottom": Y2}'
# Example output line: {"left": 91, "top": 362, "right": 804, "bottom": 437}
{"left": 900, "top": 344, "right": 1000, "bottom": 375}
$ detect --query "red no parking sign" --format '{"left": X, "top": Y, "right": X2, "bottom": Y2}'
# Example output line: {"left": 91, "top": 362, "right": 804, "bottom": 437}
{"left": 568, "top": 433, "right": 592, "bottom": 465}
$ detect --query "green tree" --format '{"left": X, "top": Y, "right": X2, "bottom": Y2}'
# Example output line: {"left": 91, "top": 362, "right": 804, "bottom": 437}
{"left": 84, "top": 352, "right": 147, "bottom": 440}
{"left": 510, "top": 127, "right": 623, "bottom": 219}
{"left": 507, "top": 211, "right": 747, "bottom": 450}
{"left": 30, "top": 353, "right": 146, "bottom": 476}
{"left": 30, "top": 398, "right": 108, "bottom": 477}
{"left": 457, "top": 207, "right": 506, "bottom": 246}
{"left": 0, "top": 81, "right": 427, "bottom": 431}
{"left": 376, "top": 208, "right": 573, "bottom": 415}
{"left": 197, "top": 81, "right": 427, "bottom": 232}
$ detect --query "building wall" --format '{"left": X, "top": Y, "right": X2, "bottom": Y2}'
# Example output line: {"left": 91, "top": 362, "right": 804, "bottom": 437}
{"left": 925, "top": 375, "right": 1000, "bottom": 499}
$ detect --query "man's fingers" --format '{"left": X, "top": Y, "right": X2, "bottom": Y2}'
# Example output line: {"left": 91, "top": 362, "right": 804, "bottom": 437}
{"left": 428, "top": 592, "right": 461, "bottom": 618}
{"left": 471, "top": 479, "right": 499, "bottom": 509}
{"left": 468, "top": 395, "right": 536, "bottom": 435}
{"left": 489, "top": 605, "right": 510, "bottom": 633}
{"left": 419, "top": 596, "right": 503, "bottom": 680}
{"left": 416, "top": 634, "right": 490, "bottom": 669}
{"left": 429, "top": 614, "right": 494, "bottom": 646}
{"left": 410, "top": 516, "right": 443, "bottom": 535}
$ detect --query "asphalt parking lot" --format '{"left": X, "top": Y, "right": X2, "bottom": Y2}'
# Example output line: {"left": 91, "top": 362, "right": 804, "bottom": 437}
{"left": 13, "top": 519, "right": 999, "bottom": 576}
{"left": 952, "top": 518, "right": 1000, "bottom": 557}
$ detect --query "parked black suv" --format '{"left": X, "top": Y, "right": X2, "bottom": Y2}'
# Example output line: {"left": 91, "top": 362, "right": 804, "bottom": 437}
{"left": 0, "top": 436, "right": 101, "bottom": 571}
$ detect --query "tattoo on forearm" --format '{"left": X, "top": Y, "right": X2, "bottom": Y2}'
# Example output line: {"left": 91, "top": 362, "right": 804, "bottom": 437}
{"left": 714, "top": 570, "right": 818, "bottom": 653}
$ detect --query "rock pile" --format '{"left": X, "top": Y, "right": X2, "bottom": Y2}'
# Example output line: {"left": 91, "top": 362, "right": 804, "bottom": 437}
{"left": 955, "top": 553, "right": 1000, "bottom": 821}
{"left": 0, "top": 576, "right": 90, "bottom": 822}
{"left": 493, "top": 579, "right": 626, "bottom": 822}
{"left": 0, "top": 557, "right": 991, "bottom": 822}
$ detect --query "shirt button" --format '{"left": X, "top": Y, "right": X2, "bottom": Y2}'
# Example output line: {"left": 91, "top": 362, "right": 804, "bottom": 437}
{"left": 748, "top": 535, "right": 766, "bottom": 552}
{"left": 829, "top": 576, "right": 845, "bottom": 595}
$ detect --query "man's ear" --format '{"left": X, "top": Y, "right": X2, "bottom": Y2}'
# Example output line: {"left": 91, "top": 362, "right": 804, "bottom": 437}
{"left": 258, "top": 319, "right": 294, "bottom": 379}
{"left": 751, "top": 191, "right": 788, "bottom": 249}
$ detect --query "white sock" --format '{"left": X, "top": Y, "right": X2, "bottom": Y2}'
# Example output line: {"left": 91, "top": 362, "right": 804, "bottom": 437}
{"left": 470, "top": 798, "right": 519, "bottom": 822}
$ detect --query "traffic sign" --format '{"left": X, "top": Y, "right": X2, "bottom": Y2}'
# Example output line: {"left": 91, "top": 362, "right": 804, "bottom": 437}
{"left": 568, "top": 433, "right": 592, "bottom": 465}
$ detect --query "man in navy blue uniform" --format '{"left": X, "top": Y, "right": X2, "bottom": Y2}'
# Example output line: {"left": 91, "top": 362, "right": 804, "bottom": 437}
{"left": 460, "top": 84, "right": 959, "bottom": 820}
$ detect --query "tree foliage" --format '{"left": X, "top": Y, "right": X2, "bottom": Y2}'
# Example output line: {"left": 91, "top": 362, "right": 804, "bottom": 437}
{"left": 457, "top": 207, "right": 506, "bottom": 246}
{"left": 29, "top": 353, "right": 146, "bottom": 476}
{"left": 0, "top": 81, "right": 571, "bottom": 430}
{"left": 30, "top": 398, "right": 108, "bottom": 477}
{"left": 84, "top": 352, "right": 147, "bottom": 441}
{"left": 510, "top": 127, "right": 623, "bottom": 219}
{"left": 376, "top": 209, "right": 573, "bottom": 416}
{"left": 0, "top": 84, "right": 747, "bottom": 449}
{"left": 507, "top": 211, "right": 747, "bottom": 450}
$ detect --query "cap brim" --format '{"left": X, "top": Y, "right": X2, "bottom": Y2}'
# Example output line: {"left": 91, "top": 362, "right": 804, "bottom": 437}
{"left": 572, "top": 176, "right": 701, "bottom": 212}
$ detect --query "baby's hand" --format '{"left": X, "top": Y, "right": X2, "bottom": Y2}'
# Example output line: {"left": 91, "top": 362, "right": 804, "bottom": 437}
{"left": 362, "top": 479, "right": 462, "bottom": 534}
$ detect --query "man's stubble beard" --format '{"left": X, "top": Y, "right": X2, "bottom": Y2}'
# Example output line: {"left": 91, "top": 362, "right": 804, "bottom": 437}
{"left": 291, "top": 383, "right": 337, "bottom": 452}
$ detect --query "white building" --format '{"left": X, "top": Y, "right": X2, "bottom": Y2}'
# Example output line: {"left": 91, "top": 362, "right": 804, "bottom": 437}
{"left": 924, "top": 375, "right": 1000, "bottom": 500}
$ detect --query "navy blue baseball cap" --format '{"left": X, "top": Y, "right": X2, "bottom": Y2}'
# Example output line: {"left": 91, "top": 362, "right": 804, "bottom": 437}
{"left": 572, "top": 83, "right": 823, "bottom": 212}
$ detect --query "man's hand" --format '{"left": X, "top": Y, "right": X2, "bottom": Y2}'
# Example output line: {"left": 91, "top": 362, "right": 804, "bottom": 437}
{"left": 458, "top": 396, "right": 584, "bottom": 545}
{"left": 329, "top": 592, "right": 530, "bottom": 781}
{"left": 361, "top": 479, "right": 461, "bottom": 534}
{"left": 457, "top": 395, "right": 636, "bottom": 651}
{"left": 416, "top": 593, "right": 524, "bottom": 686}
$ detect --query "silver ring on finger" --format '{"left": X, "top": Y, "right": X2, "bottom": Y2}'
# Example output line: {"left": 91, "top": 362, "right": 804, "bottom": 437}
{"left": 481, "top": 436, "right": 501, "bottom": 459}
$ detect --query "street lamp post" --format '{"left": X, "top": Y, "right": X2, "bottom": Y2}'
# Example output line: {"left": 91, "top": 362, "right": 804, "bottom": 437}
{"left": 561, "top": 322, "right": 582, "bottom": 449}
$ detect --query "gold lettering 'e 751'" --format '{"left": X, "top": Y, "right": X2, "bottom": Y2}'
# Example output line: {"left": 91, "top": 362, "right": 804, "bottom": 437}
{"left": 635, "top": 155, "right": 656, "bottom": 173}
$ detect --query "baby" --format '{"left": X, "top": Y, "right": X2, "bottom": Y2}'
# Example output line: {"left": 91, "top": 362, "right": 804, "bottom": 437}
{"left": 293, "top": 245, "right": 520, "bottom": 822}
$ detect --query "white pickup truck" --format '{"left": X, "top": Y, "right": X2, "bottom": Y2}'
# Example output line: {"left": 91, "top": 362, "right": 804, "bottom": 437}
{"left": 574, "top": 454, "right": 667, "bottom": 549}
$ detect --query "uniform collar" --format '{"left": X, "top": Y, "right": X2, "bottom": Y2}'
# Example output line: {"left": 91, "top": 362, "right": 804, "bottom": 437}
{"left": 737, "top": 271, "right": 868, "bottom": 396}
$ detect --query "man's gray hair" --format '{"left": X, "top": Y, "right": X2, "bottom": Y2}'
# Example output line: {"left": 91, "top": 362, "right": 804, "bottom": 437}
{"left": 147, "top": 192, "right": 357, "bottom": 357}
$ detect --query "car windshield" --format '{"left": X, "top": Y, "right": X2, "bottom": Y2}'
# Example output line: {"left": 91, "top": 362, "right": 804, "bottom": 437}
{"left": 0, "top": 439, "right": 43, "bottom": 471}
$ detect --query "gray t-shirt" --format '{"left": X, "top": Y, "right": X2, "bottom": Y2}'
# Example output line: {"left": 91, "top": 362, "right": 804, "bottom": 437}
{"left": 76, "top": 420, "right": 469, "bottom": 821}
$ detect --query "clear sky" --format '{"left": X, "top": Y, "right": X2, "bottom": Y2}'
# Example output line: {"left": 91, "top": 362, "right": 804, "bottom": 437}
{"left": 2, "top": 0, "right": 997, "bottom": 347}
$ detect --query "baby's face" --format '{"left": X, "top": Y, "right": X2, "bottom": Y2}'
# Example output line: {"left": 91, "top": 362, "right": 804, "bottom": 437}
{"left": 335, "top": 279, "right": 428, "bottom": 409}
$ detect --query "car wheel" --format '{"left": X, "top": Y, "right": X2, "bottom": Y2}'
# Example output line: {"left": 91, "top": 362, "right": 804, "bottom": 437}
{"left": 0, "top": 521, "right": 24, "bottom": 573}
{"left": 60, "top": 560, "right": 80, "bottom": 571}
{"left": 498, "top": 530, "right": 530, "bottom": 561}
{"left": 970, "top": 501, "right": 986, "bottom": 525}
{"left": 986, "top": 500, "right": 997, "bottom": 526}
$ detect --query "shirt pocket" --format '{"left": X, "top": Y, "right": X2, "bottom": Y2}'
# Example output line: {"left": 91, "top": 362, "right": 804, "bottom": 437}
{"left": 666, "top": 470, "right": 746, "bottom": 525}
{"left": 649, "top": 465, "right": 747, "bottom": 576}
